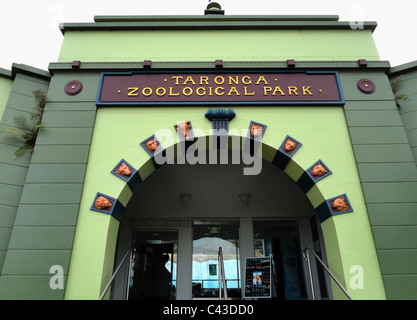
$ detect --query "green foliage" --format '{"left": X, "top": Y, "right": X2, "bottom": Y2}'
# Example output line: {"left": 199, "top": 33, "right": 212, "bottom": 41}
{"left": 390, "top": 75, "right": 416, "bottom": 108}
{"left": 3, "top": 89, "right": 46, "bottom": 156}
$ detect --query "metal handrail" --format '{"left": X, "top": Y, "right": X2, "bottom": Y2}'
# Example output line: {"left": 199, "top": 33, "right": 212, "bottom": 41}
{"left": 218, "top": 247, "right": 228, "bottom": 300}
{"left": 99, "top": 247, "right": 133, "bottom": 300}
{"left": 303, "top": 246, "right": 353, "bottom": 300}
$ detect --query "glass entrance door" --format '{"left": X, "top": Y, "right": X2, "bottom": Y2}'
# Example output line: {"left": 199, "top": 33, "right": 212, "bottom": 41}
{"left": 253, "top": 220, "right": 307, "bottom": 300}
{"left": 192, "top": 221, "right": 241, "bottom": 299}
{"left": 128, "top": 231, "right": 178, "bottom": 300}
{"left": 118, "top": 217, "right": 328, "bottom": 300}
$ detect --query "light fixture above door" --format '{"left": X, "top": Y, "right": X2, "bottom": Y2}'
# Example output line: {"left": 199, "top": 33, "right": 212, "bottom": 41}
{"left": 239, "top": 193, "right": 251, "bottom": 207}
{"left": 179, "top": 193, "right": 192, "bottom": 207}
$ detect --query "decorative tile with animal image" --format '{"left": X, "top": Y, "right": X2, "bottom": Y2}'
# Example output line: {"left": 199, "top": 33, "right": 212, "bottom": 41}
{"left": 327, "top": 194, "right": 353, "bottom": 215}
{"left": 248, "top": 121, "right": 267, "bottom": 141}
{"left": 91, "top": 192, "right": 116, "bottom": 214}
{"left": 307, "top": 160, "right": 332, "bottom": 182}
{"left": 140, "top": 135, "right": 162, "bottom": 157}
{"left": 278, "top": 135, "right": 302, "bottom": 157}
{"left": 111, "top": 159, "right": 136, "bottom": 182}
{"left": 175, "top": 120, "right": 194, "bottom": 140}
{"left": 90, "top": 192, "right": 125, "bottom": 221}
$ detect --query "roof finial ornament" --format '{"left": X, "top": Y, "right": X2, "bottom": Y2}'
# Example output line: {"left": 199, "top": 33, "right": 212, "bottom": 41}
{"left": 205, "top": 2, "right": 224, "bottom": 15}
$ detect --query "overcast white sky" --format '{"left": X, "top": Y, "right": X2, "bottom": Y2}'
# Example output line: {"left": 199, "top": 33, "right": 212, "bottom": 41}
{"left": 0, "top": 0, "right": 415, "bottom": 71}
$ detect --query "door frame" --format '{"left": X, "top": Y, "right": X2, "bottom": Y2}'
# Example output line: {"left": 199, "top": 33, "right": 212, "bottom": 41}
{"left": 111, "top": 216, "right": 331, "bottom": 300}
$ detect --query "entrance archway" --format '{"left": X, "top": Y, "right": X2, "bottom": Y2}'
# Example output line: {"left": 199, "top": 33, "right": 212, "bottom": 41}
{"left": 65, "top": 105, "right": 384, "bottom": 300}
{"left": 98, "top": 135, "right": 352, "bottom": 300}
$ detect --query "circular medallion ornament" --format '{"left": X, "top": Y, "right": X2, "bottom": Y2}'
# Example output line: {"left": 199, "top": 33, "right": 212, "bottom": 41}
{"left": 357, "top": 79, "right": 375, "bottom": 94}
{"left": 64, "top": 80, "right": 83, "bottom": 96}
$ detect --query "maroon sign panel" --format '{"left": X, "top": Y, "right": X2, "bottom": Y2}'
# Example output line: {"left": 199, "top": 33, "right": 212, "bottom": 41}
{"left": 96, "top": 71, "right": 344, "bottom": 106}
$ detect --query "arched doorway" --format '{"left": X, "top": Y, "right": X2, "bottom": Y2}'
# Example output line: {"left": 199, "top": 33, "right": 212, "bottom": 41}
{"left": 109, "top": 140, "right": 333, "bottom": 300}
{"left": 66, "top": 106, "right": 385, "bottom": 300}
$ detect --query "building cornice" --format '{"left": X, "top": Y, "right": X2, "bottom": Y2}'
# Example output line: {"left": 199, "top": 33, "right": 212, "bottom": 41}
{"left": 48, "top": 60, "right": 390, "bottom": 74}
{"left": 0, "top": 67, "right": 12, "bottom": 79}
{"left": 59, "top": 15, "right": 377, "bottom": 34}
{"left": 11, "top": 63, "right": 51, "bottom": 80}
{"left": 388, "top": 60, "right": 417, "bottom": 77}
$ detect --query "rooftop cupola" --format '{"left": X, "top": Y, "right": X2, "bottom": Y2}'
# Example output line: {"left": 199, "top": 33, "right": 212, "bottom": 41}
{"left": 204, "top": 2, "right": 225, "bottom": 15}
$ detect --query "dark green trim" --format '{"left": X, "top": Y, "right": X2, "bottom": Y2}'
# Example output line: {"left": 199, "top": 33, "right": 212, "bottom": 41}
{"left": 59, "top": 15, "right": 377, "bottom": 34}
{"left": 11, "top": 64, "right": 51, "bottom": 81}
{"left": 1, "top": 65, "right": 50, "bottom": 81}
{"left": 0, "top": 68, "right": 12, "bottom": 79}
{"left": 48, "top": 60, "right": 391, "bottom": 73}
{"left": 93, "top": 15, "right": 341, "bottom": 23}
{"left": 388, "top": 60, "right": 417, "bottom": 76}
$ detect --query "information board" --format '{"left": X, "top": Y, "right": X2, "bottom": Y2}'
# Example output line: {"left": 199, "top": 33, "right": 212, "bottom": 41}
{"left": 244, "top": 257, "right": 271, "bottom": 299}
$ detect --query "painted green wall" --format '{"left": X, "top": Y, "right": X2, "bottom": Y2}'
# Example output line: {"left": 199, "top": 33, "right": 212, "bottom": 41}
{"left": 63, "top": 101, "right": 385, "bottom": 300}
{"left": 380, "top": 63, "right": 417, "bottom": 299}
{"left": 0, "top": 71, "right": 14, "bottom": 275}
{"left": 58, "top": 29, "right": 379, "bottom": 63}
{"left": 0, "top": 65, "right": 50, "bottom": 294}
{"left": 0, "top": 71, "right": 13, "bottom": 120}
{"left": 389, "top": 64, "right": 417, "bottom": 167}
{"left": 343, "top": 69, "right": 417, "bottom": 299}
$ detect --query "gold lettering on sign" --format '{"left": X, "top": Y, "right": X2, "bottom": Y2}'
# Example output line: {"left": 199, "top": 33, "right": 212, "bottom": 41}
{"left": 244, "top": 87, "right": 255, "bottom": 96}
{"left": 214, "top": 76, "right": 225, "bottom": 85}
{"left": 196, "top": 87, "right": 206, "bottom": 96}
{"left": 228, "top": 76, "right": 239, "bottom": 85}
{"left": 118, "top": 74, "right": 325, "bottom": 100}
{"left": 172, "top": 76, "right": 183, "bottom": 85}
{"left": 302, "top": 86, "right": 313, "bottom": 95}
{"left": 183, "top": 87, "right": 193, "bottom": 96}
{"left": 183, "top": 76, "right": 196, "bottom": 85}
{"left": 242, "top": 76, "right": 251, "bottom": 85}
{"left": 263, "top": 87, "right": 272, "bottom": 96}
{"left": 215, "top": 87, "right": 224, "bottom": 96}
{"left": 127, "top": 87, "right": 139, "bottom": 96}
{"left": 227, "top": 87, "right": 240, "bottom": 96}
{"left": 272, "top": 87, "right": 286, "bottom": 96}
{"left": 255, "top": 76, "right": 268, "bottom": 85}
{"left": 142, "top": 87, "right": 152, "bottom": 96}
{"left": 288, "top": 86, "right": 299, "bottom": 96}
{"left": 156, "top": 87, "right": 166, "bottom": 96}
{"left": 169, "top": 87, "right": 180, "bottom": 96}
{"left": 200, "top": 76, "right": 209, "bottom": 85}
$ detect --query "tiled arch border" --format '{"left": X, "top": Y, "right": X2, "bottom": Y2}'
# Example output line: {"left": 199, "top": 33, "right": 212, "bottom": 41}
{"left": 83, "top": 127, "right": 358, "bottom": 300}
{"left": 90, "top": 133, "right": 353, "bottom": 224}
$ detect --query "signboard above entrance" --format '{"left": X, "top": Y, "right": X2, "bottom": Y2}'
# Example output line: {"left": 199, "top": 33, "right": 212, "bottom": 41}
{"left": 96, "top": 71, "right": 344, "bottom": 106}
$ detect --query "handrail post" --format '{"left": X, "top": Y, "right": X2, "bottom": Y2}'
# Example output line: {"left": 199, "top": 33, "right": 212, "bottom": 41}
{"left": 219, "top": 248, "right": 222, "bottom": 300}
{"left": 99, "top": 247, "right": 133, "bottom": 300}
{"left": 218, "top": 247, "right": 228, "bottom": 300}
{"left": 303, "top": 247, "right": 353, "bottom": 300}
{"left": 221, "top": 255, "right": 228, "bottom": 300}
{"left": 125, "top": 248, "right": 135, "bottom": 300}
{"left": 303, "top": 249, "right": 316, "bottom": 300}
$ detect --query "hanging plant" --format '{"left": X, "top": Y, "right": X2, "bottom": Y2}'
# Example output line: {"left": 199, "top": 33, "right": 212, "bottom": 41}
{"left": 4, "top": 89, "right": 46, "bottom": 156}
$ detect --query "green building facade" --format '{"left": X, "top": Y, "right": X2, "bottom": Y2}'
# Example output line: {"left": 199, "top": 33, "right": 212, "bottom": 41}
{"left": 0, "top": 4, "right": 416, "bottom": 300}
